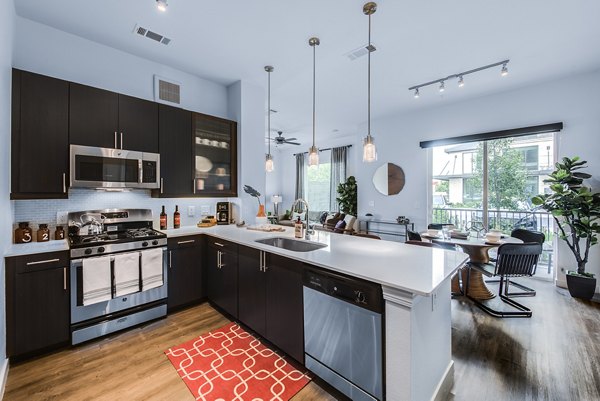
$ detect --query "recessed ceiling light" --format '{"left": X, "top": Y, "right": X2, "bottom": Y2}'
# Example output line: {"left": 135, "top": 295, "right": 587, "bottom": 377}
{"left": 156, "top": 0, "right": 168, "bottom": 12}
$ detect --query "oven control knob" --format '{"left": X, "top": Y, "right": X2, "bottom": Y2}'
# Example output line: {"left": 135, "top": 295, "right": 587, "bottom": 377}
{"left": 152, "top": 240, "right": 158, "bottom": 246}
{"left": 142, "top": 241, "right": 149, "bottom": 247}
{"left": 97, "top": 247, "right": 105, "bottom": 253}
{"left": 355, "top": 291, "right": 367, "bottom": 304}
{"left": 84, "top": 249, "right": 92, "bottom": 255}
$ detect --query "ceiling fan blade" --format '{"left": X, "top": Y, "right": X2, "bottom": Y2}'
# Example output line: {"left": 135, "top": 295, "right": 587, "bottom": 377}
{"left": 286, "top": 137, "right": 297, "bottom": 141}
{"left": 286, "top": 142, "right": 301, "bottom": 145}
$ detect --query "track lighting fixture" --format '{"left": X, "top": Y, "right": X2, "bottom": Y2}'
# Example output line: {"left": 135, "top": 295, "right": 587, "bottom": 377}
{"left": 409, "top": 59, "right": 509, "bottom": 98}
{"left": 156, "top": 0, "right": 168, "bottom": 12}
{"left": 265, "top": 66, "right": 274, "bottom": 172}
{"left": 361, "top": 2, "right": 378, "bottom": 163}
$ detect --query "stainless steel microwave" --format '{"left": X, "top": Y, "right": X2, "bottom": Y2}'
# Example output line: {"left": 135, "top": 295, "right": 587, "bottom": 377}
{"left": 70, "top": 145, "right": 160, "bottom": 189}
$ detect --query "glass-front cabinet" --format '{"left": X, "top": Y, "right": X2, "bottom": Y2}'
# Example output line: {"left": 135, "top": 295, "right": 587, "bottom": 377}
{"left": 193, "top": 113, "right": 237, "bottom": 197}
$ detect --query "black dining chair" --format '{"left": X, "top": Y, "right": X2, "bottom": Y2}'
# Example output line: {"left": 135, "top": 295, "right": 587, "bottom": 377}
{"left": 427, "top": 223, "right": 455, "bottom": 230}
{"left": 467, "top": 242, "right": 542, "bottom": 318}
{"left": 406, "top": 230, "right": 422, "bottom": 242}
{"left": 494, "top": 229, "right": 546, "bottom": 297}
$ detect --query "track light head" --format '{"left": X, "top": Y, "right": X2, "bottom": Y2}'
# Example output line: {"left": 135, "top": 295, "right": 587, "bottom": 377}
{"left": 414, "top": 88, "right": 420, "bottom": 99}
{"left": 156, "top": 0, "right": 168, "bottom": 12}
{"left": 439, "top": 81, "right": 445, "bottom": 92}
{"left": 501, "top": 63, "right": 509, "bottom": 76}
{"left": 458, "top": 75, "right": 465, "bottom": 88}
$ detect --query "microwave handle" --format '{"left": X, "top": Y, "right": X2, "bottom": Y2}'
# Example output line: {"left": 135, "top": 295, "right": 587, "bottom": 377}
{"left": 138, "top": 160, "right": 143, "bottom": 184}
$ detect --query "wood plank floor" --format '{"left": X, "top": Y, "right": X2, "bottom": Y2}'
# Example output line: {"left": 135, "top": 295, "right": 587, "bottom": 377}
{"left": 4, "top": 280, "right": 600, "bottom": 401}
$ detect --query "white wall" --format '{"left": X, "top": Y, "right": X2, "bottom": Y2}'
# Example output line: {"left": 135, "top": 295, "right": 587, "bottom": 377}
{"left": 275, "top": 134, "right": 357, "bottom": 214}
{"left": 13, "top": 17, "right": 228, "bottom": 118}
{"left": 354, "top": 69, "right": 600, "bottom": 288}
{"left": 0, "top": 0, "right": 16, "bottom": 373}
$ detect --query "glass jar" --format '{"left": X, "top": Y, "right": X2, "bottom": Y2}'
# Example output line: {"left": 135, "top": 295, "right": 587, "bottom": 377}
{"left": 55, "top": 225, "right": 65, "bottom": 240}
{"left": 37, "top": 224, "right": 50, "bottom": 242}
{"left": 14, "top": 222, "right": 33, "bottom": 244}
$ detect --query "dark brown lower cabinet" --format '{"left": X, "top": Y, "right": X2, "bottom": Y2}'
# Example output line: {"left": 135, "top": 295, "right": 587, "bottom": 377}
{"left": 6, "top": 252, "right": 70, "bottom": 359}
{"left": 206, "top": 239, "right": 238, "bottom": 318}
{"left": 167, "top": 236, "right": 204, "bottom": 311}
{"left": 237, "top": 245, "right": 305, "bottom": 363}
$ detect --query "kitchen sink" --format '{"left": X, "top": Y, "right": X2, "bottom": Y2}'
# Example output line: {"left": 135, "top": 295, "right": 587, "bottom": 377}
{"left": 255, "top": 237, "right": 327, "bottom": 252}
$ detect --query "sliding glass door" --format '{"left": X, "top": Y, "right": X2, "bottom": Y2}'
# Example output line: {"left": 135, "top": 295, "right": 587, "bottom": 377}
{"left": 431, "top": 132, "right": 555, "bottom": 279}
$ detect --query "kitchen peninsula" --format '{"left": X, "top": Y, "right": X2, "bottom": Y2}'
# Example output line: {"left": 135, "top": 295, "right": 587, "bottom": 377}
{"left": 162, "top": 224, "right": 468, "bottom": 401}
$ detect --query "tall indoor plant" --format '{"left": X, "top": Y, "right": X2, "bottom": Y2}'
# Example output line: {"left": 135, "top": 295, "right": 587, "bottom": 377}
{"left": 337, "top": 176, "right": 358, "bottom": 216}
{"left": 532, "top": 157, "right": 600, "bottom": 299}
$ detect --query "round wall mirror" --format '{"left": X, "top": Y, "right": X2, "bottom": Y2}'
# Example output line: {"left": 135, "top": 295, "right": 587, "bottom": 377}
{"left": 373, "top": 163, "right": 406, "bottom": 195}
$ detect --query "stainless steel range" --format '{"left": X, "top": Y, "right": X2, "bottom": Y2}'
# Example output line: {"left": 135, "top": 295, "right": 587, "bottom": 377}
{"left": 68, "top": 209, "right": 168, "bottom": 345}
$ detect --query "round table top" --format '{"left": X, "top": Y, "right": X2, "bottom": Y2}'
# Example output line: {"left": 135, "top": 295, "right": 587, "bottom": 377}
{"left": 422, "top": 233, "right": 523, "bottom": 248}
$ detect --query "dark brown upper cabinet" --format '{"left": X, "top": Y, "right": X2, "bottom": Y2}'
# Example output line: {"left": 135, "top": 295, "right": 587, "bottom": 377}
{"left": 70, "top": 84, "right": 158, "bottom": 153}
{"left": 192, "top": 113, "right": 238, "bottom": 197}
{"left": 156, "top": 104, "right": 193, "bottom": 197}
{"left": 11, "top": 69, "right": 70, "bottom": 200}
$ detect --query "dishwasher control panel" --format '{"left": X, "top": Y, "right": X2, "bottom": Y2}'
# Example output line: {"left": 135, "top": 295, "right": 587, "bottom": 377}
{"left": 303, "top": 267, "right": 383, "bottom": 313}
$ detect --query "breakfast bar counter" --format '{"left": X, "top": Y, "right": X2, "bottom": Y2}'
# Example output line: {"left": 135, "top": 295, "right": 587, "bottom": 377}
{"left": 162, "top": 225, "right": 468, "bottom": 401}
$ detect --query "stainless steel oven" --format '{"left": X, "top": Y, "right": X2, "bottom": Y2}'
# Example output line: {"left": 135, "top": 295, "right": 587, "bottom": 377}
{"left": 70, "top": 144, "right": 160, "bottom": 189}
{"left": 68, "top": 209, "right": 168, "bottom": 345}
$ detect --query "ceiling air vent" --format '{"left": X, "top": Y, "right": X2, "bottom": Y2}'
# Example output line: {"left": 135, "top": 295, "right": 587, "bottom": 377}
{"left": 133, "top": 24, "right": 172, "bottom": 45}
{"left": 344, "top": 43, "right": 377, "bottom": 61}
{"left": 154, "top": 75, "right": 181, "bottom": 105}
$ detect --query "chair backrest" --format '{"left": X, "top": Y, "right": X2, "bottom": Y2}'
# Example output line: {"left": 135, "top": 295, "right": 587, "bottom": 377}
{"left": 405, "top": 240, "right": 443, "bottom": 248}
{"left": 428, "top": 223, "right": 455, "bottom": 230}
{"left": 406, "top": 230, "right": 422, "bottom": 241}
{"left": 495, "top": 243, "right": 543, "bottom": 277}
{"left": 510, "top": 228, "right": 545, "bottom": 245}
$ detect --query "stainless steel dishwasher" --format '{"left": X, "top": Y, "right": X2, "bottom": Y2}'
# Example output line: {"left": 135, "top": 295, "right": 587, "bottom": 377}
{"left": 303, "top": 267, "right": 384, "bottom": 401}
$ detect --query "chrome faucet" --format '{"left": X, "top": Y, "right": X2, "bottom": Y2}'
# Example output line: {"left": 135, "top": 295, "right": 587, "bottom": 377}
{"left": 291, "top": 198, "right": 313, "bottom": 239}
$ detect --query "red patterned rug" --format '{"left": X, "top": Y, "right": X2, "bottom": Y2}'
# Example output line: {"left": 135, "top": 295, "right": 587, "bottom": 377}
{"left": 165, "top": 322, "right": 311, "bottom": 401}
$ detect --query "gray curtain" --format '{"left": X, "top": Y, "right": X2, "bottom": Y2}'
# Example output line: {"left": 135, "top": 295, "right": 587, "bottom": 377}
{"left": 295, "top": 153, "right": 305, "bottom": 203}
{"left": 330, "top": 146, "right": 348, "bottom": 212}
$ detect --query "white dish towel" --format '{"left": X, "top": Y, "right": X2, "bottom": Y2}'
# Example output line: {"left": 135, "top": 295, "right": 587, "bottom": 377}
{"left": 141, "top": 248, "right": 164, "bottom": 291}
{"left": 114, "top": 252, "right": 141, "bottom": 297}
{"left": 82, "top": 256, "right": 112, "bottom": 306}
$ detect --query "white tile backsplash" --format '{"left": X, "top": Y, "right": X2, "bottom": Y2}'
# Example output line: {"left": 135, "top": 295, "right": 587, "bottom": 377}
{"left": 13, "top": 188, "right": 241, "bottom": 237}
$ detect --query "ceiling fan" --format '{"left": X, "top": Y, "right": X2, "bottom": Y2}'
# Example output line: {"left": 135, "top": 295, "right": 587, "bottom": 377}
{"left": 270, "top": 130, "right": 300, "bottom": 146}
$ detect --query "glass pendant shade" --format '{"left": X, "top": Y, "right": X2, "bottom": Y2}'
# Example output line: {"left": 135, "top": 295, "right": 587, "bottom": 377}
{"left": 308, "top": 146, "right": 319, "bottom": 167}
{"left": 363, "top": 135, "right": 377, "bottom": 162}
{"left": 265, "top": 154, "right": 274, "bottom": 172}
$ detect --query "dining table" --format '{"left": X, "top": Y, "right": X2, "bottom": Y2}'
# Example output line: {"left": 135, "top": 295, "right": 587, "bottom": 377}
{"left": 423, "top": 233, "right": 523, "bottom": 300}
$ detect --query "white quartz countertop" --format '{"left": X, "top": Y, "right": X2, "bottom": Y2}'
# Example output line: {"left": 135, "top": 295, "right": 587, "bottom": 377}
{"left": 161, "top": 225, "right": 468, "bottom": 296}
{"left": 5, "top": 240, "right": 70, "bottom": 257}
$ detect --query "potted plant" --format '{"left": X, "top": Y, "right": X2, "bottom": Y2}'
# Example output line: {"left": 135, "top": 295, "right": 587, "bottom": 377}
{"left": 336, "top": 176, "right": 358, "bottom": 216}
{"left": 532, "top": 157, "right": 600, "bottom": 300}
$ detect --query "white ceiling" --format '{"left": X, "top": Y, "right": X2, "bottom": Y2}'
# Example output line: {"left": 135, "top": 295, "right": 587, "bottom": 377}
{"left": 14, "top": 0, "right": 600, "bottom": 143}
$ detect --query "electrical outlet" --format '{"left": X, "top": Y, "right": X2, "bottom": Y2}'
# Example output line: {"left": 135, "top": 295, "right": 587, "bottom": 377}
{"left": 368, "top": 200, "right": 375, "bottom": 207}
{"left": 57, "top": 211, "right": 69, "bottom": 225}
{"left": 188, "top": 206, "right": 195, "bottom": 217}
{"left": 200, "top": 205, "right": 210, "bottom": 216}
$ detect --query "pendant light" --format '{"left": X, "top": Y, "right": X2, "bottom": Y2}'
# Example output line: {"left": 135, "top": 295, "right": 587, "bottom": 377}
{"left": 362, "top": 2, "right": 378, "bottom": 163}
{"left": 265, "top": 65, "right": 274, "bottom": 172}
{"left": 308, "top": 37, "right": 320, "bottom": 167}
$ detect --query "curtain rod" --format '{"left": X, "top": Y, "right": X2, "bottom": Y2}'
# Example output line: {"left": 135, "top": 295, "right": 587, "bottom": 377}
{"left": 293, "top": 144, "right": 352, "bottom": 156}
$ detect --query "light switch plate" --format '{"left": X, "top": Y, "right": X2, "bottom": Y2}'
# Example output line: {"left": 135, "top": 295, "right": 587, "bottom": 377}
{"left": 57, "top": 211, "right": 68, "bottom": 225}
{"left": 188, "top": 206, "right": 195, "bottom": 217}
{"left": 368, "top": 200, "right": 375, "bottom": 207}
{"left": 200, "top": 205, "right": 210, "bottom": 216}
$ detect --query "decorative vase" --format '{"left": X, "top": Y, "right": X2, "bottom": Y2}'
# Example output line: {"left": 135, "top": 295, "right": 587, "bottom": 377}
{"left": 256, "top": 204, "right": 266, "bottom": 217}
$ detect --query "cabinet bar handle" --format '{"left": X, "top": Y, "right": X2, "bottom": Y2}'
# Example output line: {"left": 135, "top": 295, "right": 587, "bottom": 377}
{"left": 63, "top": 267, "right": 67, "bottom": 290}
{"left": 26, "top": 258, "right": 60, "bottom": 266}
{"left": 169, "top": 251, "right": 172, "bottom": 268}
{"left": 62, "top": 173, "right": 67, "bottom": 193}
{"left": 263, "top": 251, "right": 268, "bottom": 272}
{"left": 214, "top": 242, "right": 224, "bottom": 247}
{"left": 259, "top": 251, "right": 263, "bottom": 272}
{"left": 217, "top": 251, "right": 221, "bottom": 268}
{"left": 160, "top": 178, "right": 164, "bottom": 194}
{"left": 177, "top": 240, "right": 195, "bottom": 245}
{"left": 193, "top": 179, "right": 196, "bottom": 194}
{"left": 120, "top": 132, "right": 123, "bottom": 149}
{"left": 114, "top": 131, "right": 118, "bottom": 148}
